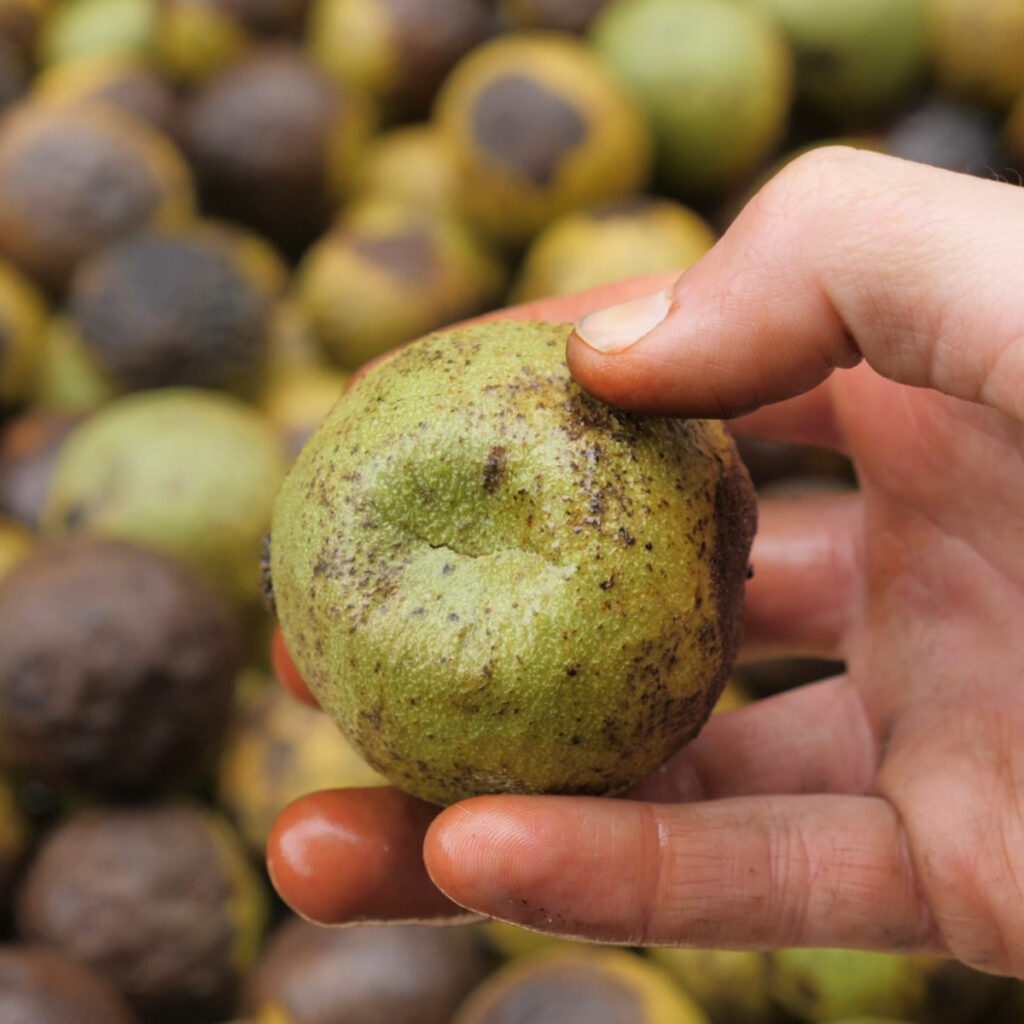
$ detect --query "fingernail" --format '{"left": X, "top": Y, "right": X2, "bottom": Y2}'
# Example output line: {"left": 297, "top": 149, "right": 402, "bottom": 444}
{"left": 575, "top": 287, "right": 673, "bottom": 354}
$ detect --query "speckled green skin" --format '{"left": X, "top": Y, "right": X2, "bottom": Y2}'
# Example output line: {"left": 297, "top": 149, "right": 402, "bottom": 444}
{"left": 271, "top": 322, "right": 755, "bottom": 805}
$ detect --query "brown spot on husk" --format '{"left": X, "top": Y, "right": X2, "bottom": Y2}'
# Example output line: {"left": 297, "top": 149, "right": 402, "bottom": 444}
{"left": 351, "top": 229, "right": 440, "bottom": 283}
{"left": 482, "top": 444, "right": 507, "bottom": 493}
{"left": 471, "top": 73, "right": 586, "bottom": 185}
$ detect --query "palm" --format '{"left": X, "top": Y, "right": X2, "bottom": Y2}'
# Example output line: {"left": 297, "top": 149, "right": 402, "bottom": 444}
{"left": 824, "top": 368, "right": 1024, "bottom": 972}
{"left": 626, "top": 365, "right": 1024, "bottom": 969}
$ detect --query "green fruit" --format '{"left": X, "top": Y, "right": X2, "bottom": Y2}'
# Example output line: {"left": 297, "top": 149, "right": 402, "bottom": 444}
{"left": 0, "top": 102, "right": 194, "bottom": 290}
{"left": 355, "top": 123, "right": 464, "bottom": 217}
{"left": 308, "top": 0, "right": 490, "bottom": 120}
{"left": 43, "top": 388, "right": 288, "bottom": 604}
{"left": 295, "top": 199, "right": 507, "bottom": 371}
{"left": 770, "top": 945, "right": 1009, "bottom": 1022}
{"left": 511, "top": 197, "right": 715, "bottom": 302}
{"left": 217, "top": 680, "right": 384, "bottom": 853}
{"left": 67, "top": 225, "right": 275, "bottom": 395}
{"left": 242, "top": 918, "right": 494, "bottom": 1024}
{"left": 751, "top": 0, "right": 927, "bottom": 124}
{"left": 17, "top": 802, "right": 268, "bottom": 1018}
{"left": 0, "top": 257, "right": 46, "bottom": 408}
{"left": 927, "top": 0, "right": 1024, "bottom": 109}
{"left": 153, "top": 0, "right": 249, "bottom": 85}
{"left": 484, "top": 920, "right": 594, "bottom": 959}
{"left": 434, "top": 33, "right": 653, "bottom": 245}
{"left": 270, "top": 321, "right": 756, "bottom": 805}
{"left": 590, "top": 0, "right": 792, "bottom": 198}
{"left": 38, "top": 0, "right": 155, "bottom": 65}
{"left": 648, "top": 948, "right": 776, "bottom": 1024}
{"left": 452, "top": 948, "right": 710, "bottom": 1024}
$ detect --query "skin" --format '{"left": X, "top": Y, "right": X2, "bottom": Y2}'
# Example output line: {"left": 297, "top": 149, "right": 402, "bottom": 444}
{"left": 268, "top": 147, "right": 1024, "bottom": 978}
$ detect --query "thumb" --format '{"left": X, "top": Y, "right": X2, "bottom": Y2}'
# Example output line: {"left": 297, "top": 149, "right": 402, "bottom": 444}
{"left": 569, "top": 147, "right": 1024, "bottom": 424}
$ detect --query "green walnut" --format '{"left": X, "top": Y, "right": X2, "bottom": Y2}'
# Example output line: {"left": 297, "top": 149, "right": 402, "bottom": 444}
{"left": 511, "top": 197, "right": 716, "bottom": 302}
{"left": 44, "top": 388, "right": 288, "bottom": 604}
{"left": 433, "top": 33, "right": 653, "bottom": 246}
{"left": 590, "top": 0, "right": 792, "bottom": 199}
{"left": 270, "top": 321, "right": 756, "bottom": 806}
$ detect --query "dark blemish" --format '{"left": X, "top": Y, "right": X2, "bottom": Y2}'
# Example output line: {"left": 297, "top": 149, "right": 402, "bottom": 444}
{"left": 259, "top": 532, "right": 275, "bottom": 615}
{"left": 482, "top": 445, "right": 507, "bottom": 494}
{"left": 599, "top": 578, "right": 614, "bottom": 590}
{"left": 571, "top": 735, "right": 581, "bottom": 745}
{"left": 448, "top": 612, "right": 459, "bottom": 622}
{"left": 470, "top": 73, "right": 587, "bottom": 186}
{"left": 351, "top": 230, "right": 440, "bottom": 283}
{"left": 566, "top": 666, "right": 578, "bottom": 677}
{"left": 644, "top": 542, "right": 653, "bottom": 551}
{"left": 618, "top": 527, "right": 635, "bottom": 546}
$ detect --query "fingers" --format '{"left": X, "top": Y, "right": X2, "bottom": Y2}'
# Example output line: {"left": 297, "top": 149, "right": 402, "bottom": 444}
{"left": 271, "top": 625, "right": 319, "bottom": 708}
{"left": 424, "top": 792, "right": 943, "bottom": 953}
{"left": 630, "top": 675, "right": 875, "bottom": 805}
{"left": 743, "top": 491, "right": 861, "bottom": 662}
{"left": 568, "top": 147, "right": 1024, "bottom": 424}
{"left": 267, "top": 787, "right": 472, "bottom": 926}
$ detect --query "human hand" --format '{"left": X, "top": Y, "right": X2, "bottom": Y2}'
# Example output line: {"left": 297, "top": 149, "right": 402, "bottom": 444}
{"left": 268, "top": 148, "right": 1024, "bottom": 978}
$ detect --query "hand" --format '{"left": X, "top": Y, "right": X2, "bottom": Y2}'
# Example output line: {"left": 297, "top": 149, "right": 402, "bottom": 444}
{"left": 268, "top": 148, "right": 1024, "bottom": 978}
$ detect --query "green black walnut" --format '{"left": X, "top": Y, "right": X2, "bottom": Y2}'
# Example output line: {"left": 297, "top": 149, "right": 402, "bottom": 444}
{"left": 589, "top": 0, "right": 791, "bottom": 199}
{"left": 270, "top": 321, "right": 756, "bottom": 806}
{"left": 452, "top": 948, "right": 709, "bottom": 1024}
{"left": 433, "top": 33, "right": 652, "bottom": 245}
{"left": 511, "top": 197, "right": 715, "bottom": 302}
{"left": 43, "top": 387, "right": 288, "bottom": 604}
{"left": 0, "top": 945, "right": 139, "bottom": 1024}
{"left": 241, "top": 918, "right": 494, "bottom": 1024}
{"left": 0, "top": 538, "right": 242, "bottom": 794}
{"left": 16, "top": 802, "right": 267, "bottom": 1020}
{"left": 295, "top": 198, "right": 507, "bottom": 371}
